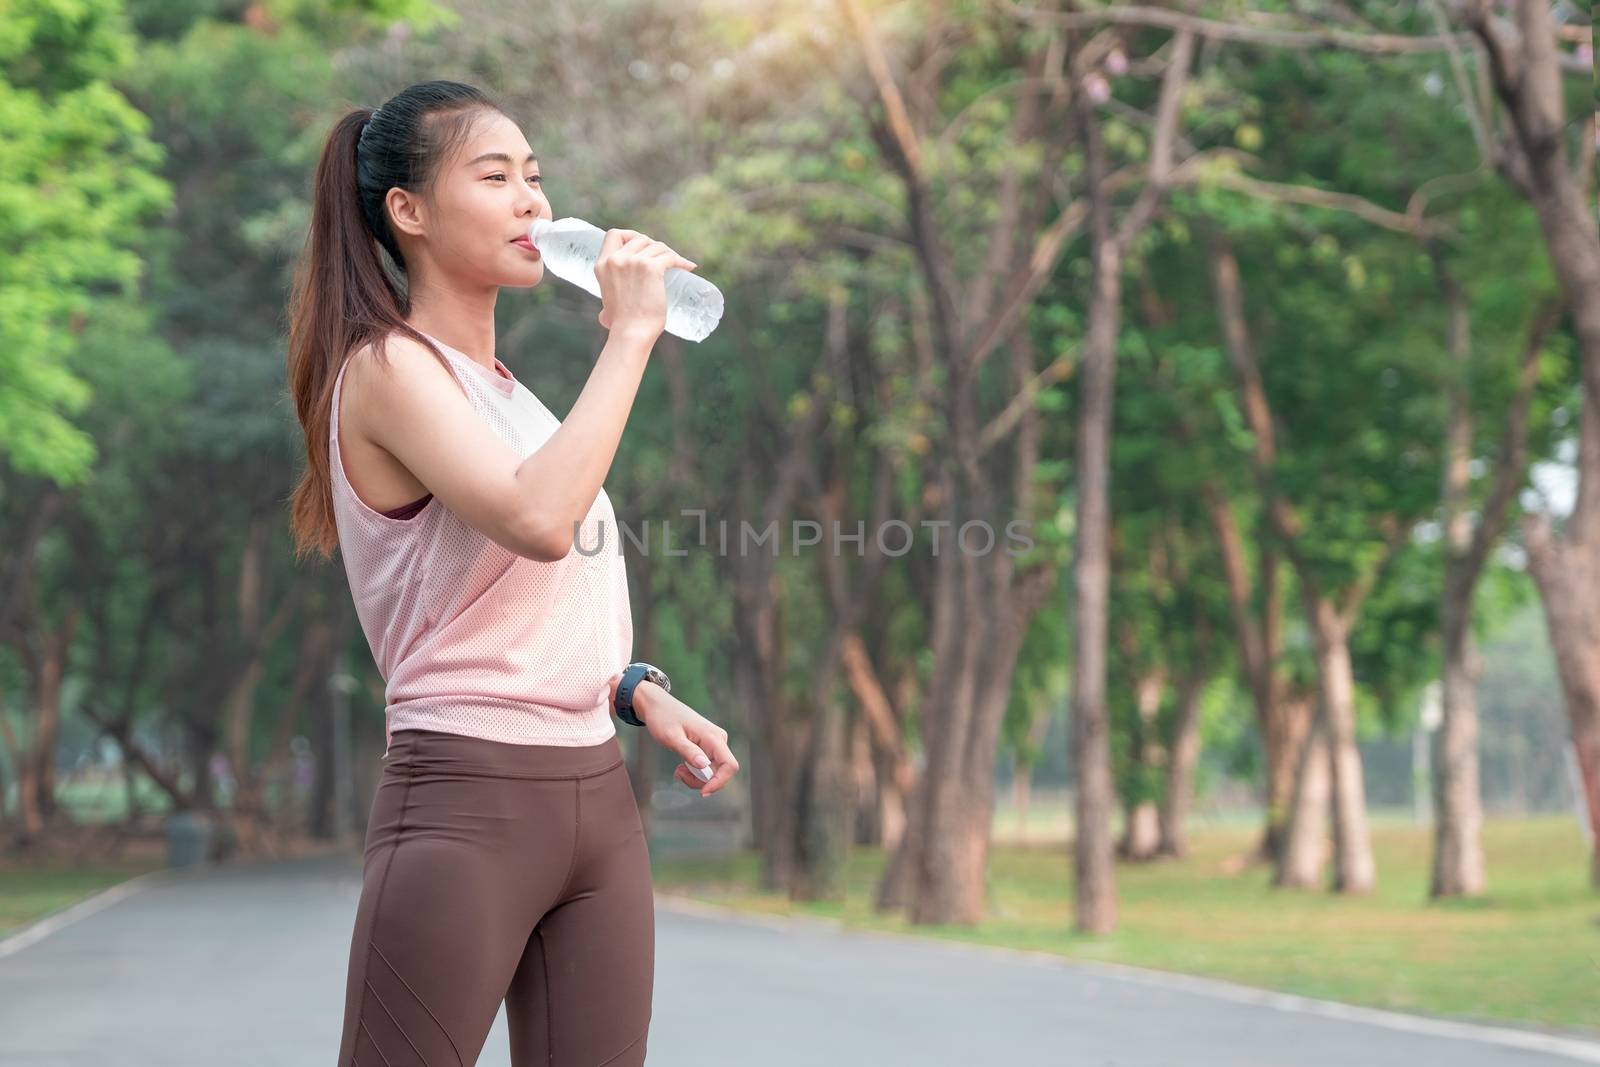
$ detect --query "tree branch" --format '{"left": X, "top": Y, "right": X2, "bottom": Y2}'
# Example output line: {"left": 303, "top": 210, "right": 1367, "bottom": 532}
{"left": 1459, "top": 296, "right": 1564, "bottom": 582}
{"left": 1337, "top": 513, "right": 1408, "bottom": 622}
{"left": 840, "top": 0, "right": 924, "bottom": 173}
{"left": 1178, "top": 154, "right": 1453, "bottom": 237}
{"left": 1113, "top": 28, "right": 1195, "bottom": 255}
{"left": 841, "top": 0, "right": 963, "bottom": 369}
{"left": 1000, "top": 1, "right": 1478, "bottom": 55}
{"left": 977, "top": 349, "right": 1078, "bottom": 458}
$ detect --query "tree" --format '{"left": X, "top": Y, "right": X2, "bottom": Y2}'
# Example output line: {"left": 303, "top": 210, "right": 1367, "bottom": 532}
{"left": 0, "top": 0, "right": 171, "bottom": 486}
{"left": 1450, "top": 0, "right": 1600, "bottom": 888}
{"left": 0, "top": 0, "right": 171, "bottom": 842}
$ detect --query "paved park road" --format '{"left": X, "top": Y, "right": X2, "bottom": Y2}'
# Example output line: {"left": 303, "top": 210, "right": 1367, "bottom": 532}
{"left": 1, "top": 852, "right": 1596, "bottom": 1066}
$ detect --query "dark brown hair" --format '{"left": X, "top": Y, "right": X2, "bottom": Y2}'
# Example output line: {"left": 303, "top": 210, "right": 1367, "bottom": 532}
{"left": 285, "top": 80, "right": 505, "bottom": 562}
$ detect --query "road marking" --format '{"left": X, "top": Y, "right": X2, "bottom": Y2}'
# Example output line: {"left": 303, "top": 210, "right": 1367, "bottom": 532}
{"left": 654, "top": 891, "right": 1600, "bottom": 1064}
{"left": 0, "top": 867, "right": 178, "bottom": 959}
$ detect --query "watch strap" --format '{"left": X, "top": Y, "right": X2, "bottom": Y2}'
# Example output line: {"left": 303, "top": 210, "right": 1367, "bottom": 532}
{"left": 615, "top": 662, "right": 670, "bottom": 727}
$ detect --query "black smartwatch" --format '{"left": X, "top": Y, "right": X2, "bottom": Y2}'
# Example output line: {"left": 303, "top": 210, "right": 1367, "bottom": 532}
{"left": 615, "top": 662, "right": 671, "bottom": 727}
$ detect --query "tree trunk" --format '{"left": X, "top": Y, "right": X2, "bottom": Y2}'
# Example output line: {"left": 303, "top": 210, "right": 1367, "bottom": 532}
{"left": 913, "top": 770, "right": 991, "bottom": 925}
{"left": 848, "top": 712, "right": 877, "bottom": 845}
{"left": 0, "top": 748, "right": 13, "bottom": 829}
{"left": 839, "top": 631, "right": 912, "bottom": 850}
{"left": 1119, "top": 801, "right": 1160, "bottom": 862}
{"left": 1070, "top": 245, "right": 1120, "bottom": 928}
{"left": 1159, "top": 670, "right": 1207, "bottom": 858}
{"left": 1117, "top": 664, "right": 1166, "bottom": 862}
{"left": 1262, "top": 691, "right": 1314, "bottom": 862}
{"left": 1069, "top": 89, "right": 1124, "bottom": 932}
{"left": 737, "top": 634, "right": 796, "bottom": 893}
{"left": 1276, "top": 709, "right": 1333, "bottom": 888}
{"left": 1200, "top": 482, "right": 1298, "bottom": 862}
{"left": 905, "top": 527, "right": 1052, "bottom": 924}
{"left": 894, "top": 460, "right": 975, "bottom": 921}
{"left": 1432, "top": 621, "right": 1486, "bottom": 896}
{"left": 875, "top": 768, "right": 924, "bottom": 912}
{"left": 9, "top": 608, "right": 81, "bottom": 839}
{"left": 188, "top": 718, "right": 215, "bottom": 813}
{"left": 723, "top": 380, "right": 822, "bottom": 892}
{"left": 1432, "top": 270, "right": 1487, "bottom": 898}
{"left": 228, "top": 608, "right": 335, "bottom": 856}
{"left": 871, "top": 740, "right": 908, "bottom": 850}
{"left": 1310, "top": 602, "right": 1377, "bottom": 893}
{"left": 790, "top": 696, "right": 852, "bottom": 903}
{"left": 909, "top": 577, "right": 986, "bottom": 923}
{"left": 788, "top": 534, "right": 856, "bottom": 901}
{"left": 1525, "top": 515, "right": 1600, "bottom": 888}
{"left": 11, "top": 755, "right": 42, "bottom": 841}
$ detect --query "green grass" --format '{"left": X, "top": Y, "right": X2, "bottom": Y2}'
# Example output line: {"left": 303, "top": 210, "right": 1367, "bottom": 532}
{"left": 651, "top": 815, "right": 1600, "bottom": 1033}
{"left": 47, "top": 774, "right": 290, "bottom": 821}
{"left": 49, "top": 776, "right": 178, "bottom": 821}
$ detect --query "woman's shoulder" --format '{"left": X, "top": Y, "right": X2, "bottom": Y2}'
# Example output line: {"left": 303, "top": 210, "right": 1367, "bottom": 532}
{"left": 347, "top": 331, "right": 471, "bottom": 400}
{"left": 342, "top": 332, "right": 462, "bottom": 430}
{"left": 349, "top": 329, "right": 449, "bottom": 370}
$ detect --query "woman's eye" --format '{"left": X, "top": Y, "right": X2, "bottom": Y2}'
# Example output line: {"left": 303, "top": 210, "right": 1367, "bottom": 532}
{"left": 487, "top": 174, "right": 542, "bottom": 185}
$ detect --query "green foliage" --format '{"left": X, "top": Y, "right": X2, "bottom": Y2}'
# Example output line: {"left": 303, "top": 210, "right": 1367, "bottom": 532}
{"left": 0, "top": 0, "right": 136, "bottom": 91}
{"left": 261, "top": 0, "right": 458, "bottom": 35}
{"left": 1, "top": 0, "right": 1582, "bottom": 873}
{"left": 0, "top": 0, "right": 172, "bottom": 483}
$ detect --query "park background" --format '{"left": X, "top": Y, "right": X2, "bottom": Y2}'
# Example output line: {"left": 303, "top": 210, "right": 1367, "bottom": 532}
{"left": 1, "top": 0, "right": 1597, "bottom": 1041}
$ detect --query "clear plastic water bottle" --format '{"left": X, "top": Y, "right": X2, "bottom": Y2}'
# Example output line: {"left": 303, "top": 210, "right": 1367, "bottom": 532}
{"left": 529, "top": 217, "right": 725, "bottom": 343}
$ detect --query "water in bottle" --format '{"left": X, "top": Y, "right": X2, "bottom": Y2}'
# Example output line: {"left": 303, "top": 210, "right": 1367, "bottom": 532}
{"left": 528, "top": 217, "right": 725, "bottom": 343}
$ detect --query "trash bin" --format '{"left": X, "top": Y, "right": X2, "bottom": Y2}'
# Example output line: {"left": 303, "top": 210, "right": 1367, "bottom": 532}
{"left": 164, "top": 811, "right": 215, "bottom": 867}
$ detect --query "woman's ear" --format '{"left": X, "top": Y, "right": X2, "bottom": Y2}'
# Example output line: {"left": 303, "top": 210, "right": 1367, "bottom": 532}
{"left": 387, "top": 187, "right": 426, "bottom": 238}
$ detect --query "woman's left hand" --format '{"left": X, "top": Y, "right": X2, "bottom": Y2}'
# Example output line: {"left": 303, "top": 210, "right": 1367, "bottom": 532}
{"left": 606, "top": 674, "right": 740, "bottom": 797}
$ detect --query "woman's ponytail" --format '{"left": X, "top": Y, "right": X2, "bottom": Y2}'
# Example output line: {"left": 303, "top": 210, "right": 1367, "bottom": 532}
{"left": 284, "top": 81, "right": 501, "bottom": 562}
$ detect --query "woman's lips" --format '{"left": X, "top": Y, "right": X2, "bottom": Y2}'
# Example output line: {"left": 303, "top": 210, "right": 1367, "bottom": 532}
{"left": 511, "top": 238, "right": 540, "bottom": 258}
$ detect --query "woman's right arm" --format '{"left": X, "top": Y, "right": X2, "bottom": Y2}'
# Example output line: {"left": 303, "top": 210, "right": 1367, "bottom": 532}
{"left": 358, "top": 230, "right": 694, "bottom": 562}
{"left": 353, "top": 325, "right": 652, "bottom": 562}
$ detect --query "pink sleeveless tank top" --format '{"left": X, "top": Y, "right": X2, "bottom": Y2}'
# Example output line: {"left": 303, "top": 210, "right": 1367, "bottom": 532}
{"left": 329, "top": 330, "right": 633, "bottom": 755}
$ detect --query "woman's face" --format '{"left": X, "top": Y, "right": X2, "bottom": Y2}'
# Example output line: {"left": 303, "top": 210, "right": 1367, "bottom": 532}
{"left": 388, "top": 110, "right": 551, "bottom": 289}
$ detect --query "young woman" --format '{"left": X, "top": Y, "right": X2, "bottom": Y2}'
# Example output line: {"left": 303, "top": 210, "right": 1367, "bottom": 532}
{"left": 284, "top": 80, "right": 738, "bottom": 1067}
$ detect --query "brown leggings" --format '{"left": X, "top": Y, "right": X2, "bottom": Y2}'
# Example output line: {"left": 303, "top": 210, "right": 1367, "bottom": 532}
{"left": 337, "top": 728, "right": 654, "bottom": 1066}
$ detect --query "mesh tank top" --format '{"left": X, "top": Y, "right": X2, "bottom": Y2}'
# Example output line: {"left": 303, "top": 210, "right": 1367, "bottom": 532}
{"left": 329, "top": 330, "right": 633, "bottom": 755}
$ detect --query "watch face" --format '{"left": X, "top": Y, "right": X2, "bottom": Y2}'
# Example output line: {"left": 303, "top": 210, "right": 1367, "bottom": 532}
{"left": 632, "top": 663, "right": 669, "bottom": 692}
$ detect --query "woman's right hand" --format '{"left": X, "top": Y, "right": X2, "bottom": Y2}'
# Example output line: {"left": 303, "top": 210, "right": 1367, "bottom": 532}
{"left": 594, "top": 228, "right": 698, "bottom": 337}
